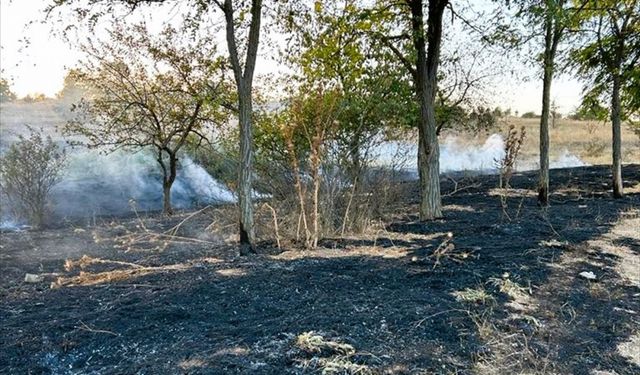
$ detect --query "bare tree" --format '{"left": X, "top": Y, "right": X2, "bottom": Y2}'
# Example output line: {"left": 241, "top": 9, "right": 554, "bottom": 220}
{"left": 65, "top": 24, "right": 231, "bottom": 215}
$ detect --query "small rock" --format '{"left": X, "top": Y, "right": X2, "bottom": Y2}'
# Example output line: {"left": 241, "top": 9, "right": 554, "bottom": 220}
{"left": 24, "top": 273, "right": 44, "bottom": 283}
{"left": 579, "top": 271, "right": 597, "bottom": 281}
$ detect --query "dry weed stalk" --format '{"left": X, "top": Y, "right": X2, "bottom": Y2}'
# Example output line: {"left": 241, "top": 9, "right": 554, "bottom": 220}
{"left": 429, "top": 232, "right": 473, "bottom": 268}
{"left": 430, "top": 232, "right": 456, "bottom": 268}
{"left": 495, "top": 125, "right": 526, "bottom": 221}
{"left": 263, "top": 202, "right": 281, "bottom": 248}
{"left": 443, "top": 175, "right": 482, "bottom": 197}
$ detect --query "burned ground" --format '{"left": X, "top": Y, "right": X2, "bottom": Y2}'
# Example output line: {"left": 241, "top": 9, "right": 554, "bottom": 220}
{"left": 1, "top": 165, "right": 639, "bottom": 374}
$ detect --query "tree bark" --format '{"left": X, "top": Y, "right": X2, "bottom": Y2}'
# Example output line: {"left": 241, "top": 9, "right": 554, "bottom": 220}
{"left": 161, "top": 151, "right": 177, "bottom": 216}
{"left": 611, "top": 73, "right": 624, "bottom": 198}
{"left": 222, "top": 0, "right": 262, "bottom": 254}
{"left": 237, "top": 86, "right": 256, "bottom": 253}
{"left": 538, "top": 45, "right": 553, "bottom": 206}
{"left": 409, "top": 0, "right": 446, "bottom": 220}
{"left": 537, "top": 3, "right": 562, "bottom": 206}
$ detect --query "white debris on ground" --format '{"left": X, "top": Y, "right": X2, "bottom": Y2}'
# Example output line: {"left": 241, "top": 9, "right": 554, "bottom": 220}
{"left": 579, "top": 271, "right": 597, "bottom": 281}
{"left": 24, "top": 274, "right": 44, "bottom": 283}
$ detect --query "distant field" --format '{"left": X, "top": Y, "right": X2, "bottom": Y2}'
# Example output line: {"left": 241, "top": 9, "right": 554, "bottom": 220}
{"left": 501, "top": 116, "right": 640, "bottom": 166}
{"left": 2, "top": 101, "right": 639, "bottom": 167}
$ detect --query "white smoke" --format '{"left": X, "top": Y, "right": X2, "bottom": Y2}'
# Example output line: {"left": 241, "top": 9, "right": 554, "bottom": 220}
{"left": 440, "top": 134, "right": 504, "bottom": 172}
{"left": 374, "top": 133, "right": 588, "bottom": 178}
{"left": 173, "top": 158, "right": 236, "bottom": 204}
{"left": 0, "top": 148, "right": 235, "bottom": 224}
{"left": 49, "top": 149, "right": 236, "bottom": 219}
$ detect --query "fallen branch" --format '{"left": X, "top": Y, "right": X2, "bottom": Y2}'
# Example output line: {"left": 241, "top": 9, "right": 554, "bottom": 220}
{"left": 443, "top": 176, "right": 482, "bottom": 197}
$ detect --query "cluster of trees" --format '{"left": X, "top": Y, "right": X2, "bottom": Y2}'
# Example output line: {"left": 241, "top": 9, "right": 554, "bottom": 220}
{"left": 37, "top": 0, "right": 638, "bottom": 250}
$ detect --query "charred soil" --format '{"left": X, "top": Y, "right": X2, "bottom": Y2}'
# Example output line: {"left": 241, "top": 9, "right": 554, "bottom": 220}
{"left": 1, "top": 165, "right": 639, "bottom": 374}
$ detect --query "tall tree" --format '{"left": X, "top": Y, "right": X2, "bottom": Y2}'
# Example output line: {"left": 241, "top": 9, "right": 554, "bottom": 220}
{"left": 508, "top": 0, "right": 577, "bottom": 205}
{"left": 497, "top": 1, "right": 585, "bottom": 205}
{"left": 537, "top": 0, "right": 566, "bottom": 206}
{"left": 213, "top": 0, "right": 263, "bottom": 253}
{"left": 374, "top": 0, "right": 448, "bottom": 220}
{"left": 572, "top": 0, "right": 639, "bottom": 198}
{"left": 411, "top": 0, "right": 447, "bottom": 220}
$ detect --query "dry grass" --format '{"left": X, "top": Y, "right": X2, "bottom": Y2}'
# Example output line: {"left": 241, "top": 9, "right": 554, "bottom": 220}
{"left": 452, "top": 287, "right": 495, "bottom": 304}
{"left": 294, "top": 332, "right": 372, "bottom": 375}
{"left": 52, "top": 255, "right": 222, "bottom": 288}
{"left": 450, "top": 117, "right": 640, "bottom": 166}
{"left": 502, "top": 117, "right": 640, "bottom": 165}
{"left": 296, "top": 332, "right": 355, "bottom": 356}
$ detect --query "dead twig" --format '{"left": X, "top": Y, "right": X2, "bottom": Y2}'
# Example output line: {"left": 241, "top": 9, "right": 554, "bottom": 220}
{"left": 443, "top": 176, "right": 481, "bottom": 197}
{"left": 77, "top": 320, "right": 119, "bottom": 336}
{"left": 165, "top": 205, "right": 212, "bottom": 237}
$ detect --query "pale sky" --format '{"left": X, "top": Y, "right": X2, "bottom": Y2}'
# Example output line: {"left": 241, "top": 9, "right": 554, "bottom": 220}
{"left": 0, "top": 0, "right": 584, "bottom": 115}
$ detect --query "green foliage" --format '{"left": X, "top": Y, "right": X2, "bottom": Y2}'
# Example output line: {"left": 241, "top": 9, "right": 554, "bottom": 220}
{"left": 436, "top": 105, "right": 499, "bottom": 134}
{"left": 521, "top": 111, "right": 539, "bottom": 119}
{"left": 0, "top": 128, "right": 66, "bottom": 228}
{"left": 279, "top": 0, "right": 415, "bottom": 179}
{"left": 64, "top": 24, "right": 232, "bottom": 154}
{"left": 0, "top": 77, "right": 17, "bottom": 103}
{"left": 571, "top": 96, "right": 609, "bottom": 121}
{"left": 570, "top": 0, "right": 640, "bottom": 122}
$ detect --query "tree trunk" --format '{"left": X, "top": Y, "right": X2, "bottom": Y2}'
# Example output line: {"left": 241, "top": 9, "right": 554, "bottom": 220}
{"left": 611, "top": 74, "right": 624, "bottom": 198}
{"left": 410, "top": 0, "right": 446, "bottom": 221}
{"left": 538, "top": 5, "right": 561, "bottom": 207}
{"left": 222, "top": 0, "right": 262, "bottom": 254}
{"left": 162, "top": 183, "right": 173, "bottom": 215}
{"left": 163, "top": 152, "right": 178, "bottom": 215}
{"left": 237, "top": 88, "right": 256, "bottom": 253}
{"left": 538, "top": 55, "right": 553, "bottom": 206}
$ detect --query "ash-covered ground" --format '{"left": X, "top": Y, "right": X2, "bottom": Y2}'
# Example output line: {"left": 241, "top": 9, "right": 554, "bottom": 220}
{"left": 1, "top": 165, "right": 639, "bottom": 374}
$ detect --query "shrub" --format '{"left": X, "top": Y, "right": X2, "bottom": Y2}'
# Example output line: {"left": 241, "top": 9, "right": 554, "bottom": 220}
{"left": 521, "top": 111, "right": 539, "bottom": 119}
{"left": 0, "top": 128, "right": 66, "bottom": 228}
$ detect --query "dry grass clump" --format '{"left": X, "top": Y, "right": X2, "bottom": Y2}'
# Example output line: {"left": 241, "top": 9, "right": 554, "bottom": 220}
{"left": 294, "top": 332, "right": 372, "bottom": 375}
{"left": 452, "top": 287, "right": 495, "bottom": 304}
{"left": 488, "top": 275, "right": 531, "bottom": 300}
{"left": 296, "top": 332, "right": 355, "bottom": 356}
{"left": 314, "top": 356, "right": 372, "bottom": 375}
